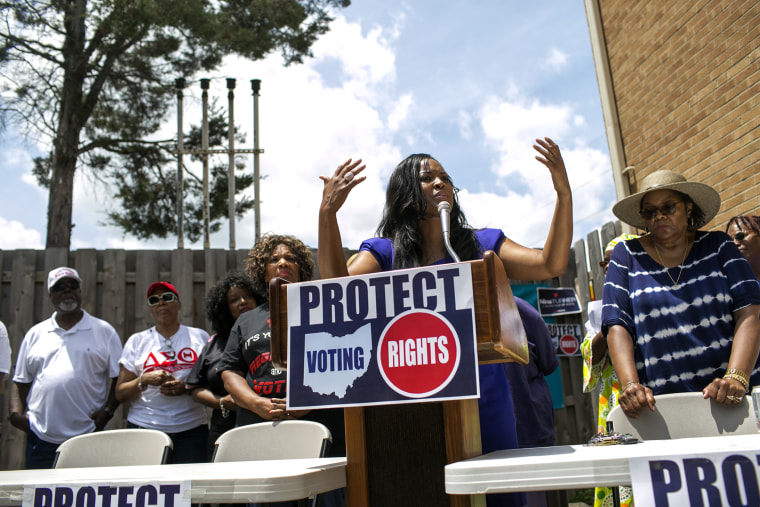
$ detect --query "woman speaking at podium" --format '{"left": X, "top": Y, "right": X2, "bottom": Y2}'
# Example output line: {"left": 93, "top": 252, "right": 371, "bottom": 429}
{"left": 318, "top": 137, "right": 572, "bottom": 507}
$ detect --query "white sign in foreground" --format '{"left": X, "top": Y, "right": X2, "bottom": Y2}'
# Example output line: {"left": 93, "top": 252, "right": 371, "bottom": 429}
{"left": 630, "top": 451, "right": 760, "bottom": 506}
{"left": 23, "top": 481, "right": 191, "bottom": 507}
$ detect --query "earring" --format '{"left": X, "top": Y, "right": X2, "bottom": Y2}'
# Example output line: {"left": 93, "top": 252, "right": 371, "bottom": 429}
{"left": 688, "top": 216, "right": 695, "bottom": 229}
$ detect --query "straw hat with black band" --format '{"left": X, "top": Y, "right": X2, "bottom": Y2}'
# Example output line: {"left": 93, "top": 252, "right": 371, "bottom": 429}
{"left": 612, "top": 170, "right": 721, "bottom": 230}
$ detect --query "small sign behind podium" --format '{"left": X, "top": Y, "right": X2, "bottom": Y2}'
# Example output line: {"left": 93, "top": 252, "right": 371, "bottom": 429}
{"left": 284, "top": 263, "right": 480, "bottom": 409}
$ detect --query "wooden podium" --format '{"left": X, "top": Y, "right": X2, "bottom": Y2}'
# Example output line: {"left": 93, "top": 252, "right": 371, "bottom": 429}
{"left": 270, "top": 251, "right": 528, "bottom": 506}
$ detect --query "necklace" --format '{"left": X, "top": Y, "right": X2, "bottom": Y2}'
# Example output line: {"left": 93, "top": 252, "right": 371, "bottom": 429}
{"left": 653, "top": 240, "right": 690, "bottom": 289}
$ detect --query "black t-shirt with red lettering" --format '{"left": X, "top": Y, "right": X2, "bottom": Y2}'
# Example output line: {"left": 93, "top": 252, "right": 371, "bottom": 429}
{"left": 218, "top": 302, "right": 346, "bottom": 456}
{"left": 218, "top": 302, "right": 285, "bottom": 426}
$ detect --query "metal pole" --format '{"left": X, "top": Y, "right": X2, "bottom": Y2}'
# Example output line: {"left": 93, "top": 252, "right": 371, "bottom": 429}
{"left": 251, "top": 79, "right": 261, "bottom": 244}
{"left": 227, "top": 78, "right": 236, "bottom": 250}
{"left": 175, "top": 78, "right": 185, "bottom": 249}
{"left": 201, "top": 78, "right": 210, "bottom": 249}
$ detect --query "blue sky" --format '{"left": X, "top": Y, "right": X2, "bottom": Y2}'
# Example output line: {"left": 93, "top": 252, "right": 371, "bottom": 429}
{"left": 0, "top": 1, "right": 617, "bottom": 251}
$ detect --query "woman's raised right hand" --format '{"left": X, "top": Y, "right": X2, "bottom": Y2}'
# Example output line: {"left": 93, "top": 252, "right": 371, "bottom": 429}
{"left": 319, "top": 158, "right": 366, "bottom": 214}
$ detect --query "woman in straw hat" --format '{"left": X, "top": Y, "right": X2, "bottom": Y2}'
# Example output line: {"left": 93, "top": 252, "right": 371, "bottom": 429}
{"left": 602, "top": 170, "right": 760, "bottom": 417}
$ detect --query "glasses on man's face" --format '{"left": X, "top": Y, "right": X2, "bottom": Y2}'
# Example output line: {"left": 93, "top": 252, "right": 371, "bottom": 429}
{"left": 51, "top": 280, "right": 80, "bottom": 292}
{"left": 639, "top": 201, "right": 682, "bottom": 221}
{"left": 148, "top": 292, "right": 177, "bottom": 306}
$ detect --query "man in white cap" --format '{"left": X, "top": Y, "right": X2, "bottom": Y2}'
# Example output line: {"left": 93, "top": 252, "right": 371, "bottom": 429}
{"left": 9, "top": 267, "right": 122, "bottom": 468}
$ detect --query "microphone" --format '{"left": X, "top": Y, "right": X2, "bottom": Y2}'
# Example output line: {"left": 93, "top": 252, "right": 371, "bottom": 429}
{"left": 438, "top": 201, "right": 461, "bottom": 262}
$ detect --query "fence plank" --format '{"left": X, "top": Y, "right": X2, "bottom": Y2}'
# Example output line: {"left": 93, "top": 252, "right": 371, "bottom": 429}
{"left": 171, "top": 249, "right": 195, "bottom": 327}
{"left": 573, "top": 239, "right": 591, "bottom": 323}
{"left": 3, "top": 250, "right": 37, "bottom": 470}
{"left": 74, "top": 249, "right": 98, "bottom": 315}
{"left": 134, "top": 251, "right": 160, "bottom": 333}
{"left": 9, "top": 250, "right": 37, "bottom": 342}
{"left": 102, "top": 250, "right": 127, "bottom": 343}
{"left": 235, "top": 249, "right": 249, "bottom": 274}
{"left": 600, "top": 221, "right": 620, "bottom": 247}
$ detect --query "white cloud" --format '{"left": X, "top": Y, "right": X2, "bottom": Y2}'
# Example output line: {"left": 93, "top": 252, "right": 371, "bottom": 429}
{"left": 543, "top": 48, "right": 569, "bottom": 72}
{"left": 459, "top": 91, "right": 613, "bottom": 248}
{"left": 387, "top": 93, "right": 413, "bottom": 132}
{"left": 0, "top": 218, "right": 43, "bottom": 249}
{"left": 457, "top": 110, "right": 473, "bottom": 140}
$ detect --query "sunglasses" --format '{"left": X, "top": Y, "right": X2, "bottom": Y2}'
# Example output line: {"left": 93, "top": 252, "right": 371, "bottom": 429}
{"left": 51, "top": 280, "right": 80, "bottom": 292}
{"left": 147, "top": 292, "right": 178, "bottom": 306}
{"left": 732, "top": 231, "right": 751, "bottom": 242}
{"left": 639, "top": 201, "right": 682, "bottom": 221}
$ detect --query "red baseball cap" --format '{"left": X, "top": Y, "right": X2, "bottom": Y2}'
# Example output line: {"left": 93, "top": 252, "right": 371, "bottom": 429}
{"left": 146, "top": 281, "right": 179, "bottom": 299}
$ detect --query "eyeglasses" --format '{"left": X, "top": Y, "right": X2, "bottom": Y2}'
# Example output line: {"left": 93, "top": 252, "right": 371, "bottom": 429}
{"left": 639, "top": 201, "right": 682, "bottom": 221}
{"left": 732, "top": 231, "right": 751, "bottom": 242}
{"left": 599, "top": 260, "right": 609, "bottom": 268}
{"left": 148, "top": 292, "right": 178, "bottom": 306}
{"left": 51, "top": 280, "right": 80, "bottom": 292}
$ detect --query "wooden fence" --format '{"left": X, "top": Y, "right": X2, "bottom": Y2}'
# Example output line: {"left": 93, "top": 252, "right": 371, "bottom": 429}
{"left": 0, "top": 221, "right": 621, "bottom": 471}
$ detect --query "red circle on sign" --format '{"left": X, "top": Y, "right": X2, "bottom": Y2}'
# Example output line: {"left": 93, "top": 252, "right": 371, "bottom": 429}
{"left": 378, "top": 310, "right": 460, "bottom": 398}
{"left": 559, "top": 335, "right": 579, "bottom": 355}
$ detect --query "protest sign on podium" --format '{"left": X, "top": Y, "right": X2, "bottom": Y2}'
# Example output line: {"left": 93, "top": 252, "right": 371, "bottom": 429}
{"left": 270, "top": 250, "right": 527, "bottom": 506}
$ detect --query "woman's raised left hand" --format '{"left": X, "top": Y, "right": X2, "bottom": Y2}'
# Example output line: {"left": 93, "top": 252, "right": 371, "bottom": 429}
{"left": 533, "top": 137, "right": 571, "bottom": 196}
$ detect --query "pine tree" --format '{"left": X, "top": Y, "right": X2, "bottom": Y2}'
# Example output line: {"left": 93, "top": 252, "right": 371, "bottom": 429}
{"left": 0, "top": 0, "right": 350, "bottom": 247}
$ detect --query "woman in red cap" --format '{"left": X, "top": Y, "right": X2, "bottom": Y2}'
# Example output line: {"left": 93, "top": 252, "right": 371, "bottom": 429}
{"left": 115, "top": 281, "right": 210, "bottom": 464}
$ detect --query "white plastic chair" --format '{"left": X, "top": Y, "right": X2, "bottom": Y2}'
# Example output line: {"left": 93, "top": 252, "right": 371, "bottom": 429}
{"left": 606, "top": 391, "right": 758, "bottom": 440}
{"left": 53, "top": 429, "right": 173, "bottom": 468}
{"left": 606, "top": 392, "right": 757, "bottom": 507}
{"left": 212, "top": 420, "right": 332, "bottom": 462}
{"left": 212, "top": 420, "right": 333, "bottom": 507}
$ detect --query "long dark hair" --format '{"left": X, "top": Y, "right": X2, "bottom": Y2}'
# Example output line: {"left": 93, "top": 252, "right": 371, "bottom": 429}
{"left": 205, "top": 271, "right": 257, "bottom": 338}
{"left": 376, "top": 154, "right": 481, "bottom": 269}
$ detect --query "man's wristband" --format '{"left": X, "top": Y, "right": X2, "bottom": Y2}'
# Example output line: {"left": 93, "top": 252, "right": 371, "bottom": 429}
{"left": 137, "top": 374, "right": 146, "bottom": 391}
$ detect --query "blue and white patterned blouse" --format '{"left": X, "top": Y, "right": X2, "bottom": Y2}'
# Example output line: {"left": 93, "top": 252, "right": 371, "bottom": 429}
{"left": 601, "top": 230, "right": 760, "bottom": 394}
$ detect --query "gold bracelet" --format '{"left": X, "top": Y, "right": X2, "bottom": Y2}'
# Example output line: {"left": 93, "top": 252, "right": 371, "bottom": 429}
{"left": 622, "top": 381, "right": 641, "bottom": 395}
{"left": 724, "top": 369, "right": 749, "bottom": 392}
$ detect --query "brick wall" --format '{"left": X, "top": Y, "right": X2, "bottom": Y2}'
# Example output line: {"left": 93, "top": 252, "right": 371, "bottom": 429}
{"left": 599, "top": 0, "right": 760, "bottom": 227}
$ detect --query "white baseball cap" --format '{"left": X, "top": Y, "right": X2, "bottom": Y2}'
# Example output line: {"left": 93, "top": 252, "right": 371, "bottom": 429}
{"left": 47, "top": 267, "right": 82, "bottom": 293}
